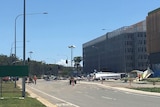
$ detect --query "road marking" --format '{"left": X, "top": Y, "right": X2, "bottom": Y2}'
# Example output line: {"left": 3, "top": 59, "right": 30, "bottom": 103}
{"left": 56, "top": 103, "right": 74, "bottom": 107}
{"left": 76, "top": 91, "right": 83, "bottom": 94}
{"left": 113, "top": 90, "right": 118, "bottom": 92}
{"left": 28, "top": 85, "right": 80, "bottom": 107}
{"left": 124, "top": 91, "right": 160, "bottom": 99}
{"left": 84, "top": 94, "right": 95, "bottom": 99}
{"left": 102, "top": 96, "right": 116, "bottom": 100}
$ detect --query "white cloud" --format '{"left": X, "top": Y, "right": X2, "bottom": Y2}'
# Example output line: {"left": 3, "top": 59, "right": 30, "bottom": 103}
{"left": 56, "top": 59, "right": 83, "bottom": 67}
{"left": 56, "top": 59, "right": 71, "bottom": 67}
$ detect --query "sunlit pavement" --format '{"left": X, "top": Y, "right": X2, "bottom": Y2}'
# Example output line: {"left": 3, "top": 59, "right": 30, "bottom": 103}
{"left": 17, "top": 78, "right": 160, "bottom": 107}
{"left": 87, "top": 79, "right": 160, "bottom": 88}
{"left": 17, "top": 79, "right": 57, "bottom": 107}
{"left": 80, "top": 79, "right": 160, "bottom": 96}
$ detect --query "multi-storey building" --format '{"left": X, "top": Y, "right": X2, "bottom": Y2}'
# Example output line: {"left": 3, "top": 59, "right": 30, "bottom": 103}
{"left": 146, "top": 8, "right": 160, "bottom": 76}
{"left": 83, "top": 20, "right": 149, "bottom": 74}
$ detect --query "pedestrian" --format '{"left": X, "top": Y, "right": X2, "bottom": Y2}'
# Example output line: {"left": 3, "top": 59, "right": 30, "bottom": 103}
{"left": 28, "top": 76, "right": 34, "bottom": 84}
{"left": 138, "top": 74, "right": 141, "bottom": 81}
{"left": 33, "top": 75, "right": 37, "bottom": 84}
{"left": 69, "top": 78, "right": 72, "bottom": 85}
{"left": 69, "top": 77, "right": 73, "bottom": 85}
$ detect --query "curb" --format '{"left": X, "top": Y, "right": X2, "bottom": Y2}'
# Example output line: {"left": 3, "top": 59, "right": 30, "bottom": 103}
{"left": 81, "top": 81, "right": 160, "bottom": 97}
{"left": 17, "top": 84, "right": 57, "bottom": 107}
{"left": 26, "top": 88, "right": 57, "bottom": 107}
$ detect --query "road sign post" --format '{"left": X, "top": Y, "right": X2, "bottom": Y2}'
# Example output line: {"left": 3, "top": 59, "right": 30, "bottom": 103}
{"left": 0, "top": 65, "right": 28, "bottom": 77}
{"left": 0, "top": 65, "right": 28, "bottom": 98}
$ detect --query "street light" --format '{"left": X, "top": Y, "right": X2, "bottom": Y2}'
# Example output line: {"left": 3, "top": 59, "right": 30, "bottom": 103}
{"left": 22, "top": 0, "right": 26, "bottom": 98}
{"left": 68, "top": 45, "right": 76, "bottom": 67}
{"left": 14, "top": 12, "right": 48, "bottom": 60}
{"left": 22, "top": 0, "right": 47, "bottom": 97}
{"left": 28, "top": 51, "right": 33, "bottom": 59}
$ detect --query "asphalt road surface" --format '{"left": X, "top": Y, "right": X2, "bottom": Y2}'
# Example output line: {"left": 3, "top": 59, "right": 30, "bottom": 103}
{"left": 26, "top": 79, "right": 160, "bottom": 107}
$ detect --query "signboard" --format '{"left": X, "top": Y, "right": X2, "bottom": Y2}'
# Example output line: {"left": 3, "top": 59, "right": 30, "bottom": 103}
{"left": 0, "top": 65, "right": 28, "bottom": 77}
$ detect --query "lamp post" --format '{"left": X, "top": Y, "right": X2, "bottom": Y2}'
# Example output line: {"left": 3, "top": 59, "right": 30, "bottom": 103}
{"left": 22, "top": 0, "right": 26, "bottom": 98}
{"left": 68, "top": 45, "right": 76, "bottom": 67}
{"left": 22, "top": 0, "right": 47, "bottom": 97}
{"left": 29, "top": 51, "right": 33, "bottom": 59}
{"left": 14, "top": 12, "right": 47, "bottom": 61}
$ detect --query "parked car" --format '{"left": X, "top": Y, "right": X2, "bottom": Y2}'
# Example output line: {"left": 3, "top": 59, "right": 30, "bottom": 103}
{"left": 2, "top": 76, "right": 10, "bottom": 81}
{"left": 10, "top": 77, "right": 19, "bottom": 81}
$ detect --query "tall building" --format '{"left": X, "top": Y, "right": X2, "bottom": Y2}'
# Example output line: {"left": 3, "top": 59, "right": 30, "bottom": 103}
{"left": 146, "top": 8, "right": 160, "bottom": 76}
{"left": 83, "top": 20, "right": 148, "bottom": 74}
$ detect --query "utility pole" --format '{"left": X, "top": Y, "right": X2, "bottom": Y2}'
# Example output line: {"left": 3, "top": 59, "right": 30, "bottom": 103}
{"left": 22, "top": 0, "right": 26, "bottom": 98}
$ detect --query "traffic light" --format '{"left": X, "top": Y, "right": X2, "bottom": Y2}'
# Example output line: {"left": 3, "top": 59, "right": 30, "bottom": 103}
{"left": 66, "top": 60, "right": 68, "bottom": 64}
{"left": 27, "top": 57, "right": 30, "bottom": 62}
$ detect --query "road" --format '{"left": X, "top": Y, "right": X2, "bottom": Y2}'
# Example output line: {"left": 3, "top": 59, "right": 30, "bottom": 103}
{"left": 25, "top": 79, "right": 160, "bottom": 107}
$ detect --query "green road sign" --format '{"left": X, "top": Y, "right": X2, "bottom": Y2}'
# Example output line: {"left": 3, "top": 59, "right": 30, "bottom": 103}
{"left": 0, "top": 65, "right": 28, "bottom": 77}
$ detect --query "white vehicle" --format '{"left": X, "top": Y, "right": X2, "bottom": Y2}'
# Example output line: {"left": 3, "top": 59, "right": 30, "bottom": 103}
{"left": 93, "top": 72, "right": 125, "bottom": 80}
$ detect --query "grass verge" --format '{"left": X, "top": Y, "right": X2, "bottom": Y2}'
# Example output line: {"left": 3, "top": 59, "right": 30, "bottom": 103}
{"left": 131, "top": 87, "right": 160, "bottom": 93}
{"left": 0, "top": 81, "right": 46, "bottom": 107}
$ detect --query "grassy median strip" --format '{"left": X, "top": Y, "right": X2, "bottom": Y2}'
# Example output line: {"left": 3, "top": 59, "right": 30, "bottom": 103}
{"left": 131, "top": 87, "right": 160, "bottom": 93}
{"left": 0, "top": 81, "right": 46, "bottom": 107}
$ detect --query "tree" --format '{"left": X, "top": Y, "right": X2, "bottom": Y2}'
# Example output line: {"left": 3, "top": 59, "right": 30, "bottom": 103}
{"left": 0, "top": 54, "right": 73, "bottom": 77}
{"left": 73, "top": 56, "right": 83, "bottom": 74}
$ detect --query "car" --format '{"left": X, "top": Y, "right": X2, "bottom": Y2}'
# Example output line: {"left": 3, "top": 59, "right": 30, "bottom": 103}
{"left": 10, "top": 77, "right": 19, "bottom": 81}
{"left": 2, "top": 76, "right": 10, "bottom": 81}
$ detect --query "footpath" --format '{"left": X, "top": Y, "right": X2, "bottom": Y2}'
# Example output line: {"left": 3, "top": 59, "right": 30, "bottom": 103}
{"left": 17, "top": 80, "right": 57, "bottom": 107}
{"left": 82, "top": 79, "right": 160, "bottom": 96}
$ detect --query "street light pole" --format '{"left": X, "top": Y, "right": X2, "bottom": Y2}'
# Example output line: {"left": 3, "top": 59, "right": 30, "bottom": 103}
{"left": 21, "top": 1, "right": 48, "bottom": 97}
{"left": 15, "top": 14, "right": 23, "bottom": 59}
{"left": 29, "top": 51, "right": 33, "bottom": 59}
{"left": 68, "top": 45, "right": 76, "bottom": 67}
{"left": 21, "top": 0, "right": 48, "bottom": 97}
{"left": 22, "top": 0, "right": 26, "bottom": 98}
{"left": 14, "top": 12, "right": 47, "bottom": 61}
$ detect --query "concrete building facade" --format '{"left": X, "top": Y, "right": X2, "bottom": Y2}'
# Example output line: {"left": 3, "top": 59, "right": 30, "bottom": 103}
{"left": 83, "top": 20, "right": 149, "bottom": 74}
{"left": 146, "top": 8, "right": 160, "bottom": 76}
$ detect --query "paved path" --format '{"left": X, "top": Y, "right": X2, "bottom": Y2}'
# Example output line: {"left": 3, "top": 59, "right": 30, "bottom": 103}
{"left": 91, "top": 79, "right": 160, "bottom": 88}
{"left": 17, "top": 79, "right": 57, "bottom": 107}
{"left": 82, "top": 80, "right": 160, "bottom": 96}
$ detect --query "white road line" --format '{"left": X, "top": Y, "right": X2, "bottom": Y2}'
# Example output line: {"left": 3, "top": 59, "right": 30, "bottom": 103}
{"left": 56, "top": 103, "right": 74, "bottom": 107}
{"left": 76, "top": 91, "right": 83, "bottom": 94}
{"left": 102, "top": 96, "right": 117, "bottom": 100}
{"left": 28, "top": 85, "right": 80, "bottom": 107}
{"left": 84, "top": 94, "right": 95, "bottom": 99}
{"left": 125, "top": 91, "right": 160, "bottom": 99}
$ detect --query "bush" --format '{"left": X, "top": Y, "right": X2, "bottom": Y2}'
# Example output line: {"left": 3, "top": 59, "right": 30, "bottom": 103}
{"left": 146, "top": 78, "right": 160, "bottom": 85}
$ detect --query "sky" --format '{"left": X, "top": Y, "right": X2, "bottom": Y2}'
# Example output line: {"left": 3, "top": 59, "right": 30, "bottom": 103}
{"left": 0, "top": 0, "right": 159, "bottom": 66}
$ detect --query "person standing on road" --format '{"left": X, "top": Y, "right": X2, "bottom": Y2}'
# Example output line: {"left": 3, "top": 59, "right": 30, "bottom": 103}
{"left": 33, "top": 75, "right": 37, "bottom": 84}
